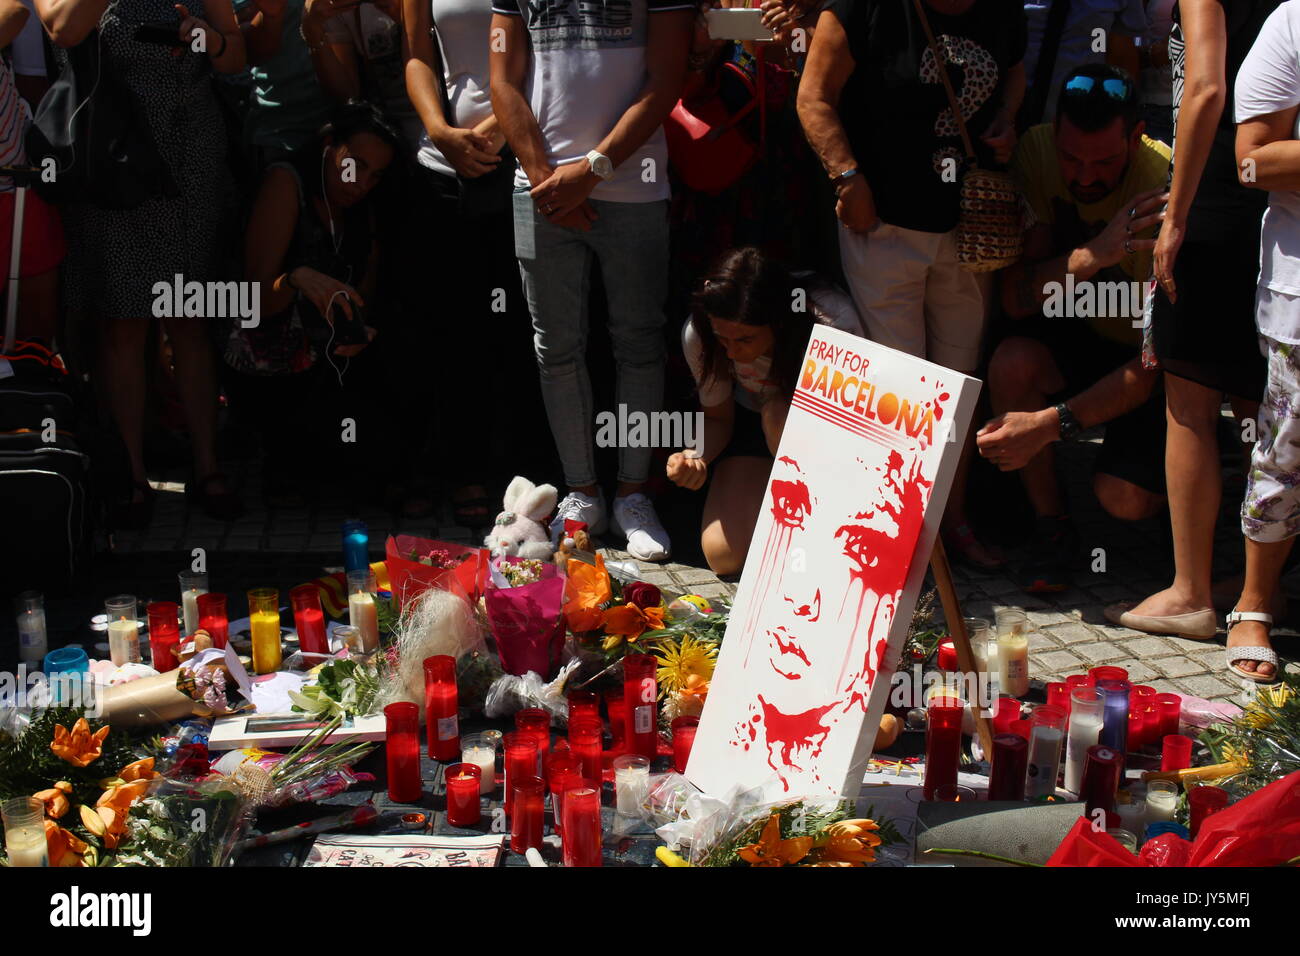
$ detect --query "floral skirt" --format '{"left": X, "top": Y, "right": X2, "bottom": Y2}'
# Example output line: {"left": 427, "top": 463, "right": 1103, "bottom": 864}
{"left": 1242, "top": 319, "right": 1300, "bottom": 542}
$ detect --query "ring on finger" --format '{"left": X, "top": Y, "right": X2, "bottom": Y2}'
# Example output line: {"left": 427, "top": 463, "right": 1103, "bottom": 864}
{"left": 1123, "top": 238, "right": 1134, "bottom": 254}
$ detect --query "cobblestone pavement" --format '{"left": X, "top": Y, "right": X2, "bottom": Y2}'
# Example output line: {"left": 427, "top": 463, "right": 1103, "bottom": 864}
{"left": 111, "top": 429, "right": 1298, "bottom": 707}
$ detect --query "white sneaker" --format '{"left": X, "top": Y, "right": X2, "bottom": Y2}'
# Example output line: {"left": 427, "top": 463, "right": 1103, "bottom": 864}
{"left": 549, "top": 489, "right": 607, "bottom": 544}
{"left": 611, "top": 493, "right": 672, "bottom": 561}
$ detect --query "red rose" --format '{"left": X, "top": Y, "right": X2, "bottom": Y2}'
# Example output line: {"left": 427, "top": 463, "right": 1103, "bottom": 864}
{"left": 623, "top": 581, "right": 662, "bottom": 610}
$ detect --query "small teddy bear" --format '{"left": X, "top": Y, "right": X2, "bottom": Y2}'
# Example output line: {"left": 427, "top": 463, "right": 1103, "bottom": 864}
{"left": 484, "top": 476, "right": 559, "bottom": 561}
{"left": 553, "top": 523, "right": 592, "bottom": 567}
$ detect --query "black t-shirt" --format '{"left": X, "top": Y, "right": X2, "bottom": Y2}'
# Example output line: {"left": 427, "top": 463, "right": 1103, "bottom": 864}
{"left": 1169, "top": 0, "right": 1279, "bottom": 242}
{"left": 825, "top": 0, "right": 1027, "bottom": 233}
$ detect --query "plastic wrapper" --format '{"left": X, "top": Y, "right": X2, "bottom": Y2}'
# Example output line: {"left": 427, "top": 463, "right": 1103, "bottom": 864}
{"left": 117, "top": 777, "right": 253, "bottom": 867}
{"left": 1138, "top": 833, "right": 1192, "bottom": 867}
{"left": 486, "top": 557, "right": 567, "bottom": 679}
{"left": 1178, "top": 695, "right": 1243, "bottom": 732}
{"left": 686, "top": 790, "right": 843, "bottom": 866}
{"left": 209, "top": 747, "right": 376, "bottom": 809}
{"left": 386, "top": 534, "right": 487, "bottom": 608}
{"left": 483, "top": 658, "right": 581, "bottom": 721}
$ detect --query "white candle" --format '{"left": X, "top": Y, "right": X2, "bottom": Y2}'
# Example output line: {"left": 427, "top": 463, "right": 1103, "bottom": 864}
{"left": 1145, "top": 787, "right": 1178, "bottom": 826}
{"left": 5, "top": 826, "right": 48, "bottom": 867}
{"left": 107, "top": 620, "right": 140, "bottom": 666}
{"left": 463, "top": 745, "right": 496, "bottom": 795}
{"left": 17, "top": 610, "right": 47, "bottom": 663}
{"left": 348, "top": 591, "right": 379, "bottom": 652}
{"left": 614, "top": 763, "right": 650, "bottom": 817}
{"left": 1024, "top": 725, "right": 1063, "bottom": 798}
{"left": 1117, "top": 797, "right": 1147, "bottom": 839}
{"left": 1063, "top": 710, "right": 1103, "bottom": 794}
{"left": 180, "top": 588, "right": 206, "bottom": 636}
{"left": 997, "top": 633, "right": 1029, "bottom": 697}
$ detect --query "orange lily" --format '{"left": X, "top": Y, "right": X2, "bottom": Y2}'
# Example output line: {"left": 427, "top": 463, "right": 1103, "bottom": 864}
{"left": 564, "top": 554, "right": 612, "bottom": 633}
{"left": 96, "top": 778, "right": 151, "bottom": 811}
{"left": 34, "top": 781, "right": 73, "bottom": 819}
{"left": 737, "top": 814, "right": 814, "bottom": 867}
{"left": 819, "top": 819, "right": 882, "bottom": 865}
{"left": 681, "top": 674, "right": 710, "bottom": 702}
{"left": 50, "top": 718, "right": 110, "bottom": 768}
{"left": 44, "top": 819, "right": 89, "bottom": 867}
{"left": 602, "top": 603, "right": 666, "bottom": 639}
{"left": 118, "top": 757, "right": 158, "bottom": 783}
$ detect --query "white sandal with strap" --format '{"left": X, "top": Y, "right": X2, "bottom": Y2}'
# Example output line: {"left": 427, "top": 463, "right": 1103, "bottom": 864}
{"left": 1225, "top": 610, "right": 1282, "bottom": 685}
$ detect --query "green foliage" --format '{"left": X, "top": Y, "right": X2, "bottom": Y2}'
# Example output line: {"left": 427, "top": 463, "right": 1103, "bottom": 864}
{"left": 0, "top": 707, "right": 139, "bottom": 807}
{"left": 1202, "top": 673, "right": 1300, "bottom": 797}
{"left": 289, "top": 658, "right": 380, "bottom": 719}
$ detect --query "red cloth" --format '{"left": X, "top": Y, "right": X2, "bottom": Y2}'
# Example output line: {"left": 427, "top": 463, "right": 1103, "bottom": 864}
{"left": 0, "top": 188, "right": 65, "bottom": 276}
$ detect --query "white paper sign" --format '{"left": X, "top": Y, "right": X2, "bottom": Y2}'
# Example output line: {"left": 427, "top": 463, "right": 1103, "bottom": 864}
{"left": 685, "top": 329, "right": 979, "bottom": 801}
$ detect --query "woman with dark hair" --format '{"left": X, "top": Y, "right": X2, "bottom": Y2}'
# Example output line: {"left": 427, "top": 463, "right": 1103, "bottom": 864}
{"left": 667, "top": 246, "right": 864, "bottom": 574}
{"left": 227, "top": 100, "right": 397, "bottom": 505}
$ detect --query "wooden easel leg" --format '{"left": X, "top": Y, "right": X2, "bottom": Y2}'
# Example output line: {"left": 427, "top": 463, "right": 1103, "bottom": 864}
{"left": 929, "top": 537, "right": 996, "bottom": 761}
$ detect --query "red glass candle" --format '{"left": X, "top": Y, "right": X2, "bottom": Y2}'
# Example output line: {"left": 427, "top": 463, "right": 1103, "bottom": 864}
{"left": 503, "top": 732, "right": 539, "bottom": 817}
{"left": 445, "top": 763, "right": 482, "bottom": 827}
{"left": 290, "top": 584, "right": 330, "bottom": 657}
{"left": 384, "top": 702, "right": 423, "bottom": 803}
{"left": 1080, "top": 744, "right": 1123, "bottom": 826}
{"left": 1046, "top": 682, "right": 1070, "bottom": 714}
{"left": 1155, "top": 693, "right": 1181, "bottom": 738}
{"left": 1089, "top": 666, "right": 1129, "bottom": 684}
{"left": 510, "top": 775, "right": 545, "bottom": 853}
{"left": 561, "top": 782, "right": 603, "bottom": 867}
{"left": 604, "top": 689, "right": 626, "bottom": 746}
{"left": 1161, "top": 734, "right": 1194, "bottom": 772}
{"left": 1188, "top": 785, "right": 1229, "bottom": 837}
{"left": 936, "top": 639, "right": 958, "bottom": 672}
{"left": 196, "top": 592, "right": 229, "bottom": 649}
{"left": 671, "top": 715, "right": 699, "bottom": 773}
{"left": 516, "top": 708, "right": 552, "bottom": 760}
{"left": 545, "top": 752, "right": 580, "bottom": 834}
{"left": 922, "top": 696, "right": 963, "bottom": 800}
{"left": 623, "top": 654, "right": 658, "bottom": 760}
{"left": 988, "top": 732, "right": 1028, "bottom": 801}
{"left": 992, "top": 696, "right": 1020, "bottom": 736}
{"left": 1127, "top": 711, "right": 1145, "bottom": 751}
{"left": 567, "top": 690, "right": 599, "bottom": 727}
{"left": 146, "top": 601, "right": 181, "bottom": 672}
{"left": 568, "top": 720, "right": 603, "bottom": 785}
{"left": 1010, "top": 718, "right": 1032, "bottom": 741}
{"left": 423, "top": 655, "right": 460, "bottom": 761}
{"left": 1132, "top": 684, "right": 1157, "bottom": 702}
{"left": 1139, "top": 703, "right": 1159, "bottom": 750}
{"left": 1065, "top": 674, "right": 1089, "bottom": 693}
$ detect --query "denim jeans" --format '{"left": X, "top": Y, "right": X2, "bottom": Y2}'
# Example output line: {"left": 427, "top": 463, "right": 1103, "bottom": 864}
{"left": 513, "top": 189, "right": 669, "bottom": 487}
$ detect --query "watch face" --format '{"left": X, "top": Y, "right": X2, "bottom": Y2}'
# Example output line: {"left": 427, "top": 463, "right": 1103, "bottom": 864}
{"left": 593, "top": 157, "right": 612, "bottom": 179}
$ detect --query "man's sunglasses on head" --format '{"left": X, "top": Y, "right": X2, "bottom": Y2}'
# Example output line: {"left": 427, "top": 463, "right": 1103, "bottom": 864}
{"left": 1063, "top": 75, "right": 1132, "bottom": 101}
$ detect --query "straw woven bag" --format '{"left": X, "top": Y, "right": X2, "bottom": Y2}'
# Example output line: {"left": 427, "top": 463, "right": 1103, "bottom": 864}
{"left": 911, "top": 0, "right": 1023, "bottom": 272}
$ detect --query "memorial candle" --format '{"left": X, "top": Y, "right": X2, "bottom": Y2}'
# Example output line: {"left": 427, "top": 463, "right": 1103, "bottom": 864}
{"left": 1080, "top": 745, "right": 1123, "bottom": 825}
{"left": 346, "top": 571, "right": 379, "bottom": 653}
{"left": 384, "top": 702, "right": 423, "bottom": 803}
{"left": 545, "top": 752, "right": 580, "bottom": 831}
{"left": 611, "top": 754, "right": 650, "bottom": 818}
{"left": 503, "top": 732, "right": 539, "bottom": 818}
{"left": 1024, "top": 705, "right": 1066, "bottom": 799}
{"left": 15, "top": 591, "right": 47, "bottom": 664}
{"left": 671, "top": 715, "right": 699, "bottom": 773}
{"left": 995, "top": 608, "right": 1030, "bottom": 697}
{"left": 922, "top": 696, "right": 963, "bottom": 800}
{"left": 1188, "top": 785, "right": 1229, "bottom": 837}
{"left": 1046, "top": 682, "right": 1070, "bottom": 715}
{"left": 988, "top": 732, "right": 1028, "bottom": 801}
{"left": 604, "top": 688, "right": 626, "bottom": 746}
{"left": 516, "top": 708, "right": 551, "bottom": 760}
{"left": 290, "top": 584, "right": 330, "bottom": 657}
{"left": 424, "top": 656, "right": 460, "bottom": 761}
{"left": 462, "top": 733, "right": 497, "bottom": 795}
{"left": 247, "top": 588, "right": 282, "bottom": 674}
{"left": 1161, "top": 734, "right": 1194, "bottom": 772}
{"left": 1064, "top": 686, "right": 1104, "bottom": 794}
{"left": 567, "top": 690, "right": 599, "bottom": 727}
{"left": 568, "top": 720, "right": 603, "bottom": 786}
{"left": 341, "top": 519, "right": 369, "bottom": 574}
{"left": 196, "top": 592, "right": 229, "bottom": 649}
{"left": 1155, "top": 693, "right": 1182, "bottom": 738}
{"left": 105, "top": 595, "right": 140, "bottom": 666}
{"left": 146, "top": 601, "right": 181, "bottom": 673}
{"left": 1144, "top": 779, "right": 1178, "bottom": 825}
{"left": 1089, "top": 666, "right": 1129, "bottom": 684}
{"left": 1, "top": 797, "right": 48, "bottom": 867}
{"left": 445, "top": 763, "right": 482, "bottom": 827}
{"left": 561, "top": 783, "right": 603, "bottom": 867}
{"left": 623, "top": 653, "right": 659, "bottom": 760}
{"left": 178, "top": 571, "right": 208, "bottom": 636}
{"left": 1096, "top": 678, "right": 1130, "bottom": 755}
{"left": 510, "top": 775, "right": 545, "bottom": 853}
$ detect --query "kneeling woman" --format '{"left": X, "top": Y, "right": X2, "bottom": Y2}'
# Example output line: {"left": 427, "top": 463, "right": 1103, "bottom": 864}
{"left": 666, "top": 246, "right": 865, "bottom": 575}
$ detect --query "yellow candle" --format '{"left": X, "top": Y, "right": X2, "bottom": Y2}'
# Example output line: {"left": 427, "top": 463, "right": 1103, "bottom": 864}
{"left": 250, "top": 609, "right": 282, "bottom": 674}
{"left": 348, "top": 591, "right": 379, "bottom": 652}
{"left": 108, "top": 619, "right": 140, "bottom": 666}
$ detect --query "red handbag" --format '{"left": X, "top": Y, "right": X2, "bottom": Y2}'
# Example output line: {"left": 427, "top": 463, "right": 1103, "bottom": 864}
{"left": 665, "top": 49, "right": 767, "bottom": 195}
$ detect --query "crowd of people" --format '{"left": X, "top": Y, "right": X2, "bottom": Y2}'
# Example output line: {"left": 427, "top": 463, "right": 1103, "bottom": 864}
{"left": 4, "top": 0, "right": 1299, "bottom": 683}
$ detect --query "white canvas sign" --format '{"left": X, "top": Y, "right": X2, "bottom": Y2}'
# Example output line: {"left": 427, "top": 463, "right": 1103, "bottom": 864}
{"left": 686, "top": 328, "right": 980, "bottom": 801}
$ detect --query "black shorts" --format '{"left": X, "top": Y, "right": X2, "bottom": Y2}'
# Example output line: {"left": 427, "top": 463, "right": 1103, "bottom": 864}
{"left": 715, "top": 403, "right": 773, "bottom": 464}
{"left": 1018, "top": 320, "right": 1167, "bottom": 496}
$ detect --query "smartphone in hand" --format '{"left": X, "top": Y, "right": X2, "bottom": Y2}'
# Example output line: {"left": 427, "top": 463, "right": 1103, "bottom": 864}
{"left": 133, "top": 20, "right": 185, "bottom": 47}
{"left": 704, "top": 8, "right": 774, "bottom": 41}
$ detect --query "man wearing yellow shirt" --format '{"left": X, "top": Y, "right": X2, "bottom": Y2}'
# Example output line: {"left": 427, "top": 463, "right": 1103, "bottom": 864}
{"left": 976, "top": 64, "right": 1171, "bottom": 592}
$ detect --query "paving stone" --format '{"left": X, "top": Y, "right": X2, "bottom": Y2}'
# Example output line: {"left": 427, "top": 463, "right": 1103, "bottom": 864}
{"left": 1026, "top": 609, "right": 1076, "bottom": 627}
{"left": 674, "top": 568, "right": 722, "bottom": 586}
{"left": 1086, "top": 583, "right": 1136, "bottom": 602}
{"left": 1035, "top": 650, "right": 1085, "bottom": 675}
{"left": 1163, "top": 634, "right": 1223, "bottom": 655}
{"left": 1143, "top": 679, "right": 1184, "bottom": 695}
{"left": 691, "top": 584, "right": 732, "bottom": 600}
{"left": 1043, "top": 622, "right": 1102, "bottom": 645}
{"left": 1028, "top": 631, "right": 1062, "bottom": 651}
{"left": 636, "top": 571, "right": 675, "bottom": 586}
{"left": 1103, "top": 658, "right": 1159, "bottom": 683}
{"left": 1153, "top": 656, "right": 1209, "bottom": 679}
{"left": 1071, "top": 641, "right": 1127, "bottom": 663}
{"left": 1121, "top": 636, "right": 1180, "bottom": 659}
{"left": 1172, "top": 674, "right": 1237, "bottom": 700}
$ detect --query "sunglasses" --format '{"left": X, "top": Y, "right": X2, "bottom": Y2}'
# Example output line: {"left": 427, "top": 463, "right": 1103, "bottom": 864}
{"left": 1062, "top": 75, "right": 1132, "bottom": 101}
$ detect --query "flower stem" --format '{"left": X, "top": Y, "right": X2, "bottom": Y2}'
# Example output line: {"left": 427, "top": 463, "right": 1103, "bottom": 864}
{"left": 922, "top": 847, "right": 1043, "bottom": 867}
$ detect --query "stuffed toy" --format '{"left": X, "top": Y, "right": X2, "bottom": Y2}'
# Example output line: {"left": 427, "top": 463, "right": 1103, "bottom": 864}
{"left": 484, "top": 476, "right": 558, "bottom": 561}
{"left": 553, "top": 521, "right": 592, "bottom": 567}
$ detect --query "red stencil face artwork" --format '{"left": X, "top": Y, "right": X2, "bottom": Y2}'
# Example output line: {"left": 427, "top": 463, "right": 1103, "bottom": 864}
{"left": 687, "top": 330, "right": 976, "bottom": 800}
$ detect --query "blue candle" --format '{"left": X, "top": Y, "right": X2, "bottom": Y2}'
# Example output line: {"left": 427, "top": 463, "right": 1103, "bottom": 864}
{"left": 341, "top": 520, "right": 369, "bottom": 574}
{"left": 1096, "top": 678, "right": 1130, "bottom": 755}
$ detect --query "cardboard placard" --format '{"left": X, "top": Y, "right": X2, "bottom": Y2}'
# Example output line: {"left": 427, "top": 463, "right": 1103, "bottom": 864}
{"left": 686, "top": 329, "right": 979, "bottom": 800}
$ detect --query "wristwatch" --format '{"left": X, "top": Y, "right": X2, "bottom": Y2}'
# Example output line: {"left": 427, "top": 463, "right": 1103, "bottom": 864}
{"left": 585, "top": 150, "right": 614, "bottom": 181}
{"left": 1055, "top": 402, "right": 1081, "bottom": 441}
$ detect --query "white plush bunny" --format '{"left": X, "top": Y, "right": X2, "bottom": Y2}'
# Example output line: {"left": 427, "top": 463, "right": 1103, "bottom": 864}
{"left": 484, "top": 476, "right": 559, "bottom": 560}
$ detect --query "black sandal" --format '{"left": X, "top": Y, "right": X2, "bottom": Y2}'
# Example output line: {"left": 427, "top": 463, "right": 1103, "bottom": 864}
{"left": 188, "top": 473, "right": 245, "bottom": 522}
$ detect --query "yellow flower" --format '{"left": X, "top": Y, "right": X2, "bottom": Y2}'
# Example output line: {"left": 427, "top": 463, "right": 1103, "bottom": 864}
{"left": 656, "top": 637, "right": 717, "bottom": 699}
{"left": 50, "top": 718, "right": 110, "bottom": 768}
{"left": 737, "top": 814, "right": 814, "bottom": 867}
